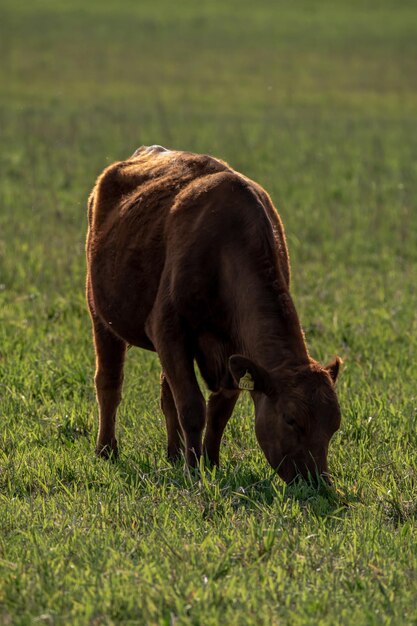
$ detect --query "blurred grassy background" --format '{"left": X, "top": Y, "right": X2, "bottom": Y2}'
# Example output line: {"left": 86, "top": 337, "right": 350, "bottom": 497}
{"left": 1, "top": 1, "right": 417, "bottom": 624}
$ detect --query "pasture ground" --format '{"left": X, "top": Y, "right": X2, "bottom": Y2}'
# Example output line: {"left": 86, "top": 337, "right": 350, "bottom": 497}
{"left": 1, "top": 1, "right": 417, "bottom": 624}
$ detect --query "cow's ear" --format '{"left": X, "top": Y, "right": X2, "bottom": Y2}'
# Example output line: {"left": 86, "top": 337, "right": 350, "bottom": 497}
{"left": 229, "top": 355, "right": 274, "bottom": 395}
{"left": 325, "top": 356, "right": 342, "bottom": 383}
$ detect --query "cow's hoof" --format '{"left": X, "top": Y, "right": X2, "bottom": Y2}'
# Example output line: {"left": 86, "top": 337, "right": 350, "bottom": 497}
{"left": 167, "top": 447, "right": 183, "bottom": 464}
{"left": 96, "top": 441, "right": 119, "bottom": 461}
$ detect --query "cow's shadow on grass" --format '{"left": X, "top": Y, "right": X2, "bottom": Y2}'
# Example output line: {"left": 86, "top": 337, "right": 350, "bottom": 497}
{"left": 114, "top": 453, "right": 357, "bottom": 519}
{"left": 214, "top": 463, "right": 356, "bottom": 519}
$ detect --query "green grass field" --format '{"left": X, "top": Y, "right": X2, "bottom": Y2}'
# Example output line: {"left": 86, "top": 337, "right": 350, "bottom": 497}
{"left": 1, "top": 0, "right": 417, "bottom": 623}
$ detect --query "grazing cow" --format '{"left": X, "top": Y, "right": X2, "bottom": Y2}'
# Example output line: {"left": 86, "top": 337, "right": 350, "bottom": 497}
{"left": 86, "top": 146, "right": 342, "bottom": 483}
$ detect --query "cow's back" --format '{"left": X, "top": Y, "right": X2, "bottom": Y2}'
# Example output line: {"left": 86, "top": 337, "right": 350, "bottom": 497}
{"left": 86, "top": 148, "right": 289, "bottom": 353}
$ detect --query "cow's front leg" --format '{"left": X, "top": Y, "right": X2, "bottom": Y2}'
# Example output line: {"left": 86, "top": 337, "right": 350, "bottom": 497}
{"left": 160, "top": 371, "right": 183, "bottom": 461}
{"left": 161, "top": 357, "right": 206, "bottom": 468}
{"left": 91, "top": 316, "right": 126, "bottom": 459}
{"left": 152, "top": 311, "right": 206, "bottom": 467}
{"left": 204, "top": 389, "right": 240, "bottom": 466}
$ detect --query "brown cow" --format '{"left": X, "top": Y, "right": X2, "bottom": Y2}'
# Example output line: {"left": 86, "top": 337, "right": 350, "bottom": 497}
{"left": 86, "top": 146, "right": 342, "bottom": 483}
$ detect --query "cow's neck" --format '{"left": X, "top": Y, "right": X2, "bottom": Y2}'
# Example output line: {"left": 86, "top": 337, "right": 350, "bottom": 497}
{"left": 234, "top": 283, "right": 309, "bottom": 371}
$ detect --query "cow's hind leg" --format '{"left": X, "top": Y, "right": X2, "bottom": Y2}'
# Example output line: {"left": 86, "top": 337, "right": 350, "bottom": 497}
{"left": 160, "top": 372, "right": 183, "bottom": 461}
{"left": 91, "top": 317, "right": 126, "bottom": 459}
{"left": 204, "top": 390, "right": 240, "bottom": 466}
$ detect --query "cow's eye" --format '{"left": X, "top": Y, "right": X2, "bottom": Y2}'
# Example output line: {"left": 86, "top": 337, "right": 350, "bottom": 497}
{"left": 285, "top": 417, "right": 303, "bottom": 434}
{"left": 285, "top": 417, "right": 297, "bottom": 428}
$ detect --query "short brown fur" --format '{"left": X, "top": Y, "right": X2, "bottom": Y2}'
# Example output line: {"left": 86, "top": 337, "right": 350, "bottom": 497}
{"left": 86, "top": 146, "right": 342, "bottom": 483}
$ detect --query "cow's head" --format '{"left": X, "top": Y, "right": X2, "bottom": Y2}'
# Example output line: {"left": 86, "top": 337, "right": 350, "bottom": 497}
{"left": 229, "top": 355, "right": 342, "bottom": 484}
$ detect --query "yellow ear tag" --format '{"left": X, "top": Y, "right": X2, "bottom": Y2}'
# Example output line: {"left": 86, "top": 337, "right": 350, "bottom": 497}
{"left": 238, "top": 371, "right": 255, "bottom": 391}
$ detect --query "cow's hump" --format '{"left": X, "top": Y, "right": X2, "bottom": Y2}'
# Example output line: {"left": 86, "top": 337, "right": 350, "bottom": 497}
{"left": 131, "top": 145, "right": 170, "bottom": 158}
